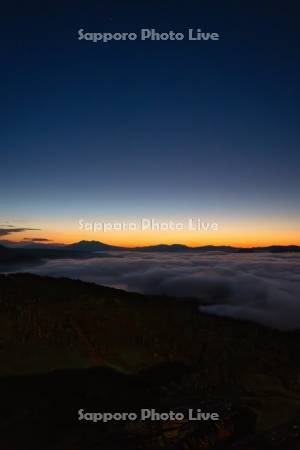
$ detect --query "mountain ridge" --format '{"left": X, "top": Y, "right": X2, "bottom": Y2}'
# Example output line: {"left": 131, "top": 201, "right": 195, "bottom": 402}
{"left": 53, "top": 240, "right": 300, "bottom": 253}
{"left": 1, "top": 240, "right": 300, "bottom": 254}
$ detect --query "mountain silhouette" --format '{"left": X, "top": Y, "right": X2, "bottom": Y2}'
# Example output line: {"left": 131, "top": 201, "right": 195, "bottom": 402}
{"left": 67, "top": 240, "right": 124, "bottom": 251}
{"left": 65, "top": 241, "right": 300, "bottom": 253}
{"left": 0, "top": 242, "right": 299, "bottom": 262}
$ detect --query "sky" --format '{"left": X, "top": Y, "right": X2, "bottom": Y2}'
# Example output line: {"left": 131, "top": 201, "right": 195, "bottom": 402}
{"left": 1, "top": 1, "right": 300, "bottom": 246}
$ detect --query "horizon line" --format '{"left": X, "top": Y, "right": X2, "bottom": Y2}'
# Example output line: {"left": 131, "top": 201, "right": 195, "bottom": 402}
{"left": 1, "top": 239, "right": 300, "bottom": 249}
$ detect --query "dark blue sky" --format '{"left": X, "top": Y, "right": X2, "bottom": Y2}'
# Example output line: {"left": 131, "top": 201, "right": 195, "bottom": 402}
{"left": 1, "top": 1, "right": 299, "bottom": 245}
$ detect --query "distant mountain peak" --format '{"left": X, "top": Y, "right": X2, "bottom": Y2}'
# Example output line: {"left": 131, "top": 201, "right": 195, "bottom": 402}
{"left": 67, "top": 240, "right": 123, "bottom": 251}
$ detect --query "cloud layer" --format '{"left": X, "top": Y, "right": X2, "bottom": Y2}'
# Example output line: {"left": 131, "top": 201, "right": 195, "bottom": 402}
{"left": 0, "top": 227, "right": 40, "bottom": 236}
{"left": 22, "top": 252, "right": 300, "bottom": 330}
{"left": 23, "top": 238, "right": 51, "bottom": 242}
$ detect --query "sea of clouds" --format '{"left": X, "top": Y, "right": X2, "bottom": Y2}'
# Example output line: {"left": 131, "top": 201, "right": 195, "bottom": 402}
{"left": 22, "top": 252, "right": 300, "bottom": 331}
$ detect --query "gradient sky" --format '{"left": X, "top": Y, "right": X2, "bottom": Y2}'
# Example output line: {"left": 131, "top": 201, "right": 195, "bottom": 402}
{"left": 1, "top": 1, "right": 300, "bottom": 246}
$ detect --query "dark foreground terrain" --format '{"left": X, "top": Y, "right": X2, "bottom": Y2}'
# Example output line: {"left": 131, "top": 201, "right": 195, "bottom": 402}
{"left": 0, "top": 273, "right": 300, "bottom": 449}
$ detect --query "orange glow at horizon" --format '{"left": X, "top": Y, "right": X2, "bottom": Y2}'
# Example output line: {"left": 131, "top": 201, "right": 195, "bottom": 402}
{"left": 6, "top": 225, "right": 300, "bottom": 248}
